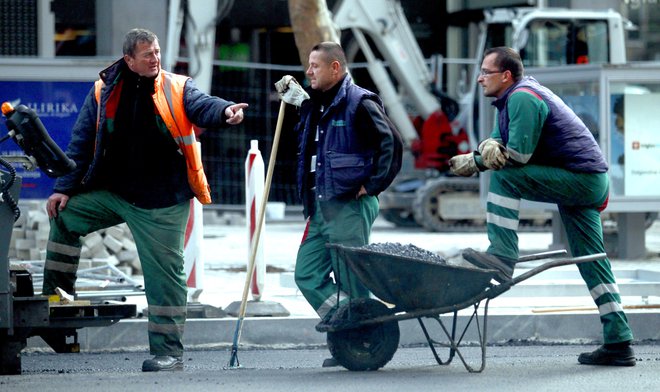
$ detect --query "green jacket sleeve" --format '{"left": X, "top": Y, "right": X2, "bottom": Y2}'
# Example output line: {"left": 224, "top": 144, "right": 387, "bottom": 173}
{"left": 504, "top": 90, "right": 549, "bottom": 164}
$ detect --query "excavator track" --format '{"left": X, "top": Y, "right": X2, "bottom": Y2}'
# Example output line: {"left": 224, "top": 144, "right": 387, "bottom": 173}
{"left": 410, "top": 177, "right": 552, "bottom": 232}
{"left": 389, "top": 177, "right": 657, "bottom": 234}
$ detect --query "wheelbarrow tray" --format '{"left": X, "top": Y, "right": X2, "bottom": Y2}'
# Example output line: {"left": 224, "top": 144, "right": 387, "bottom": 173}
{"left": 328, "top": 243, "right": 498, "bottom": 312}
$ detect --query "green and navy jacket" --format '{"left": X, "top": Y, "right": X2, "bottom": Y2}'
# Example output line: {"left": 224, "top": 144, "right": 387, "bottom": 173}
{"left": 489, "top": 76, "right": 608, "bottom": 173}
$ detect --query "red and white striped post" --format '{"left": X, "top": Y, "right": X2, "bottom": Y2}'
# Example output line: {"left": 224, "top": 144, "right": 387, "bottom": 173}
{"left": 245, "top": 140, "right": 265, "bottom": 301}
{"left": 184, "top": 198, "right": 204, "bottom": 290}
{"left": 184, "top": 125, "right": 207, "bottom": 294}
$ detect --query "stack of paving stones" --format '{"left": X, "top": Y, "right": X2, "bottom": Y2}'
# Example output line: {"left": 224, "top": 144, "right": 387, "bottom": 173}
{"left": 9, "top": 201, "right": 140, "bottom": 276}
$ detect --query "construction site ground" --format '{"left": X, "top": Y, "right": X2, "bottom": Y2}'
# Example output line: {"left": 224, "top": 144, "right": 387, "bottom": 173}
{"left": 25, "top": 211, "right": 660, "bottom": 352}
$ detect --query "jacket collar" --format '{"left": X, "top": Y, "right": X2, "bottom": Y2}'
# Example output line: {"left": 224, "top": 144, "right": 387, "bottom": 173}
{"left": 99, "top": 58, "right": 126, "bottom": 85}
{"left": 307, "top": 73, "right": 351, "bottom": 108}
{"left": 492, "top": 76, "right": 545, "bottom": 111}
{"left": 329, "top": 73, "right": 351, "bottom": 108}
{"left": 492, "top": 77, "right": 526, "bottom": 111}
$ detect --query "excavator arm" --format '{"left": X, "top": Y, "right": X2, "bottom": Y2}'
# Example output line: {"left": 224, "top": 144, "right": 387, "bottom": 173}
{"left": 332, "top": 0, "right": 440, "bottom": 146}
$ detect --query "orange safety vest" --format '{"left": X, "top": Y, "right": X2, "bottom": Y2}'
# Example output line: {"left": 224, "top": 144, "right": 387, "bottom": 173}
{"left": 94, "top": 71, "right": 212, "bottom": 204}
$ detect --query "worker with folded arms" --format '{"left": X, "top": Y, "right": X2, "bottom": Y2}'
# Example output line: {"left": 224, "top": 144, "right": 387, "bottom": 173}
{"left": 449, "top": 46, "right": 635, "bottom": 366}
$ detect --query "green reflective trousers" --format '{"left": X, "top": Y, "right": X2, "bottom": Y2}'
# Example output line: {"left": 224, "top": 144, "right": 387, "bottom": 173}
{"left": 295, "top": 196, "right": 379, "bottom": 319}
{"left": 486, "top": 166, "right": 633, "bottom": 344}
{"left": 42, "top": 190, "right": 189, "bottom": 356}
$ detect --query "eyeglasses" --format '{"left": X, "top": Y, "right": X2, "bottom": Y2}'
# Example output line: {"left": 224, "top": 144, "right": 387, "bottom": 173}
{"left": 479, "top": 69, "right": 504, "bottom": 76}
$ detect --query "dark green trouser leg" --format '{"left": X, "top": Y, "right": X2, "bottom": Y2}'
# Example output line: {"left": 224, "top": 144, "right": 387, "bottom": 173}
{"left": 295, "top": 196, "right": 379, "bottom": 319}
{"left": 43, "top": 191, "right": 124, "bottom": 295}
{"left": 487, "top": 167, "right": 633, "bottom": 344}
{"left": 559, "top": 205, "right": 633, "bottom": 344}
{"left": 43, "top": 190, "right": 190, "bottom": 356}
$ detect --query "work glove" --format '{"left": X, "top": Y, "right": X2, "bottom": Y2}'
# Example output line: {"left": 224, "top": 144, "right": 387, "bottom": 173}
{"left": 274, "top": 75, "right": 309, "bottom": 107}
{"left": 479, "top": 138, "right": 509, "bottom": 170}
{"left": 449, "top": 152, "right": 478, "bottom": 177}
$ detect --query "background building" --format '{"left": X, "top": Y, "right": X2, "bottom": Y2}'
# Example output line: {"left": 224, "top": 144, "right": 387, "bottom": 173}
{"left": 1, "top": 0, "right": 658, "bottom": 207}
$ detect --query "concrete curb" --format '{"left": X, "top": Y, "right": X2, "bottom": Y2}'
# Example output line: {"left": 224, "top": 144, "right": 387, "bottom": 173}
{"left": 26, "top": 311, "right": 660, "bottom": 352}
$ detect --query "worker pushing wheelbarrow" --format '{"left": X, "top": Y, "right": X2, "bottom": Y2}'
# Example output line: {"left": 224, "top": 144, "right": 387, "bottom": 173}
{"left": 316, "top": 243, "right": 612, "bottom": 372}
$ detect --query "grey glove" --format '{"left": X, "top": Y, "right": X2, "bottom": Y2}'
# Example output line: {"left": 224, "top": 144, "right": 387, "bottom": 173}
{"left": 479, "top": 139, "right": 509, "bottom": 170}
{"left": 449, "top": 152, "right": 478, "bottom": 177}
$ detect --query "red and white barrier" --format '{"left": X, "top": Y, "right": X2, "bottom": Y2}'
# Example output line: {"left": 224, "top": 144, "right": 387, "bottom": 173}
{"left": 184, "top": 198, "right": 204, "bottom": 289}
{"left": 245, "top": 140, "right": 266, "bottom": 301}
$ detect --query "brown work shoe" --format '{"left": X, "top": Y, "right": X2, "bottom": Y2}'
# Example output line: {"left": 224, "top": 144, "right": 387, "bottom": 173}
{"left": 462, "top": 248, "right": 516, "bottom": 283}
{"left": 142, "top": 355, "right": 184, "bottom": 372}
{"left": 578, "top": 344, "right": 636, "bottom": 366}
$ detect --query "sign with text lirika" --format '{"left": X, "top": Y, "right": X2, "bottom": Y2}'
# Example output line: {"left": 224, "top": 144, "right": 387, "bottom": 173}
{"left": 624, "top": 93, "right": 660, "bottom": 196}
{"left": 0, "top": 81, "right": 90, "bottom": 198}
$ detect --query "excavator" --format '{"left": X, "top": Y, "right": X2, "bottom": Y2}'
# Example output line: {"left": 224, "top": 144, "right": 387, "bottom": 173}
{"left": 330, "top": 0, "right": 646, "bottom": 232}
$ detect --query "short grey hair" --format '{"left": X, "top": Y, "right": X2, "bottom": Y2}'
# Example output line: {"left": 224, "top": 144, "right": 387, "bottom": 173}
{"left": 311, "top": 41, "right": 347, "bottom": 73}
{"left": 123, "top": 28, "right": 158, "bottom": 57}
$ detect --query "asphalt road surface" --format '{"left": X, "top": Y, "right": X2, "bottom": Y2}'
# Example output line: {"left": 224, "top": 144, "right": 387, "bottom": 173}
{"left": 4, "top": 344, "right": 659, "bottom": 391}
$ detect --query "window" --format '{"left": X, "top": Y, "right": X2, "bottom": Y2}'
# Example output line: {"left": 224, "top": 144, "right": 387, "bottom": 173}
{"left": 520, "top": 19, "right": 610, "bottom": 67}
{"left": 0, "top": 0, "right": 38, "bottom": 56}
{"left": 52, "top": 0, "right": 96, "bottom": 56}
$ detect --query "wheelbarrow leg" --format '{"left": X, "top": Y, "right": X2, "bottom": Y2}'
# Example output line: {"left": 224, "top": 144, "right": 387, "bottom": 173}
{"left": 453, "top": 299, "right": 489, "bottom": 373}
{"left": 418, "top": 301, "right": 490, "bottom": 373}
{"left": 417, "top": 312, "right": 457, "bottom": 366}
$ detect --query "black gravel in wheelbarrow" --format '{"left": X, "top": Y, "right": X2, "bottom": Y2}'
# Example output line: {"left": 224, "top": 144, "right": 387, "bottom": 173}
{"left": 331, "top": 243, "right": 498, "bottom": 311}
{"left": 361, "top": 242, "right": 447, "bottom": 264}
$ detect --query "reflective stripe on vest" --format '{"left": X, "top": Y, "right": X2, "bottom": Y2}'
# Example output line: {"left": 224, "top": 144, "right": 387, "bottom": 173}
{"left": 93, "top": 72, "right": 212, "bottom": 204}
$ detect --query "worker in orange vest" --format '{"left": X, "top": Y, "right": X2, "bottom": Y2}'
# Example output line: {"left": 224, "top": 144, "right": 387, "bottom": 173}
{"left": 42, "top": 28, "right": 248, "bottom": 372}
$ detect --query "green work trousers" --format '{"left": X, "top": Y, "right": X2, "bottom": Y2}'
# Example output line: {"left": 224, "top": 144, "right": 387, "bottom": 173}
{"left": 295, "top": 196, "right": 379, "bottom": 320}
{"left": 486, "top": 165, "right": 633, "bottom": 344}
{"left": 42, "top": 190, "right": 190, "bottom": 356}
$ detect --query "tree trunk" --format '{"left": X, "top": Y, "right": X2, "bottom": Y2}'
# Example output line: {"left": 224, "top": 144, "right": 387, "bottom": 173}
{"left": 287, "top": 0, "right": 340, "bottom": 75}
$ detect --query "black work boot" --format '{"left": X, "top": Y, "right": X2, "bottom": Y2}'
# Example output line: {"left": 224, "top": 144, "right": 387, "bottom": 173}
{"left": 322, "top": 357, "right": 340, "bottom": 367}
{"left": 142, "top": 355, "right": 184, "bottom": 372}
{"left": 462, "top": 248, "right": 516, "bottom": 283}
{"left": 315, "top": 312, "right": 334, "bottom": 332}
{"left": 578, "top": 343, "right": 636, "bottom": 366}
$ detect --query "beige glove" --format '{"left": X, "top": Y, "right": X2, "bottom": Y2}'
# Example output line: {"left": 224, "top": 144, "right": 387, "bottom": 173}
{"left": 449, "top": 153, "right": 478, "bottom": 177}
{"left": 479, "top": 139, "right": 509, "bottom": 170}
{"left": 274, "top": 75, "right": 310, "bottom": 107}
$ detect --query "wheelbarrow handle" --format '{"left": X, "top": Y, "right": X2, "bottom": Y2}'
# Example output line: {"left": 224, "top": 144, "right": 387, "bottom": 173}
{"left": 509, "top": 252, "right": 607, "bottom": 286}
{"left": 516, "top": 249, "right": 567, "bottom": 263}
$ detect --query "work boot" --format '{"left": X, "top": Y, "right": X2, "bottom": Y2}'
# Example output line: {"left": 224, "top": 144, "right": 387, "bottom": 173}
{"left": 578, "top": 343, "right": 636, "bottom": 366}
{"left": 322, "top": 357, "right": 340, "bottom": 367}
{"left": 462, "top": 248, "right": 516, "bottom": 283}
{"left": 141, "top": 355, "right": 184, "bottom": 372}
{"left": 315, "top": 312, "right": 334, "bottom": 332}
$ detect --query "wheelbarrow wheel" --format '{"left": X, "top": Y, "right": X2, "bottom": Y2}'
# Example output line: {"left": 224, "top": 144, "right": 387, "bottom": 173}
{"left": 327, "top": 298, "right": 400, "bottom": 371}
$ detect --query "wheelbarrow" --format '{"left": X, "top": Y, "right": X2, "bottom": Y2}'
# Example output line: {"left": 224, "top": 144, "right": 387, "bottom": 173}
{"left": 317, "top": 243, "right": 606, "bottom": 372}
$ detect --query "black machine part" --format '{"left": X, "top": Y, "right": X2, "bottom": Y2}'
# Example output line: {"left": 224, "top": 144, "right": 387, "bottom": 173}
{"left": 1, "top": 102, "right": 76, "bottom": 178}
{"left": 0, "top": 156, "right": 20, "bottom": 221}
{"left": 0, "top": 103, "right": 136, "bottom": 376}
